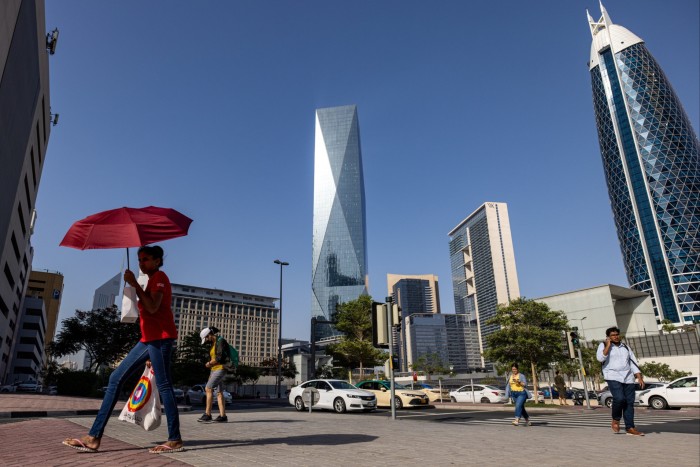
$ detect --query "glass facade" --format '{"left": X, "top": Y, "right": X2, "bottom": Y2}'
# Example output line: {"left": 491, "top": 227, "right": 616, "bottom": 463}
{"left": 448, "top": 202, "right": 520, "bottom": 368}
{"left": 311, "top": 105, "right": 368, "bottom": 339}
{"left": 589, "top": 8, "right": 700, "bottom": 323}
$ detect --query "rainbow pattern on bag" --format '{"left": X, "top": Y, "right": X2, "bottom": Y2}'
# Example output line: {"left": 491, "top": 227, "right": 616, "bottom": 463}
{"left": 127, "top": 374, "right": 153, "bottom": 412}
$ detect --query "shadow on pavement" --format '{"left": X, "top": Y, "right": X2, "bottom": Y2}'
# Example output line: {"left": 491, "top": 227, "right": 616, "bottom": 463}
{"left": 183, "top": 433, "right": 378, "bottom": 451}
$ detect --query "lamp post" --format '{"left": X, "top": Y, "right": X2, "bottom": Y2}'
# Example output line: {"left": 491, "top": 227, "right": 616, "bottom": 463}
{"left": 274, "top": 259, "right": 289, "bottom": 399}
{"left": 577, "top": 316, "right": 587, "bottom": 340}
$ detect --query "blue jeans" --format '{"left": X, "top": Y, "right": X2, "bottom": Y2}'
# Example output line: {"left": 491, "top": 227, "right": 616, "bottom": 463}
{"left": 511, "top": 391, "right": 529, "bottom": 420}
{"left": 607, "top": 379, "right": 636, "bottom": 429}
{"left": 89, "top": 339, "right": 181, "bottom": 441}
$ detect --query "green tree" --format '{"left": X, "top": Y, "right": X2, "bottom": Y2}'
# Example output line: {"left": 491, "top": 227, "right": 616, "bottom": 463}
{"left": 48, "top": 306, "right": 141, "bottom": 373}
{"left": 409, "top": 353, "right": 450, "bottom": 380}
{"left": 259, "top": 357, "right": 298, "bottom": 379}
{"left": 172, "top": 331, "right": 209, "bottom": 386}
{"left": 639, "top": 361, "right": 691, "bottom": 381}
{"left": 580, "top": 344, "right": 603, "bottom": 390}
{"left": 482, "top": 298, "right": 570, "bottom": 399}
{"left": 325, "top": 295, "right": 387, "bottom": 379}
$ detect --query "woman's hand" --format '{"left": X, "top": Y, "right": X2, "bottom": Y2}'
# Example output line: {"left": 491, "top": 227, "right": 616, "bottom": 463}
{"left": 124, "top": 269, "right": 138, "bottom": 287}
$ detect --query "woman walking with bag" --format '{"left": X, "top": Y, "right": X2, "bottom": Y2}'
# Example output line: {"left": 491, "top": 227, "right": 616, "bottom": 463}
{"left": 62, "top": 245, "right": 184, "bottom": 454}
{"left": 505, "top": 363, "right": 532, "bottom": 426}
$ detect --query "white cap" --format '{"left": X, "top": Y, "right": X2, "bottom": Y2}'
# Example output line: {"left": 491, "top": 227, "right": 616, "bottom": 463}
{"left": 200, "top": 328, "right": 212, "bottom": 344}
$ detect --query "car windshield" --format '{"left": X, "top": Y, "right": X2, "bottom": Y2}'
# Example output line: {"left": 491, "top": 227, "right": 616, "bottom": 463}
{"left": 329, "top": 380, "right": 357, "bottom": 390}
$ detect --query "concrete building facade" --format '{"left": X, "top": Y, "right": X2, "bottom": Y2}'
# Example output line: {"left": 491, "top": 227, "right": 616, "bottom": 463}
{"left": 171, "top": 283, "right": 278, "bottom": 367}
{"left": 0, "top": 0, "right": 53, "bottom": 383}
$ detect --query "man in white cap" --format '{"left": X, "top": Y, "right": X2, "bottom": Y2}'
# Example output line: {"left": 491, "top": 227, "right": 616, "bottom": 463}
{"left": 198, "top": 327, "right": 230, "bottom": 422}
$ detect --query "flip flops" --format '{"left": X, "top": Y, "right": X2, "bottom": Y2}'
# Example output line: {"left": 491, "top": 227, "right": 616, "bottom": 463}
{"left": 62, "top": 438, "right": 98, "bottom": 453}
{"left": 149, "top": 444, "right": 185, "bottom": 454}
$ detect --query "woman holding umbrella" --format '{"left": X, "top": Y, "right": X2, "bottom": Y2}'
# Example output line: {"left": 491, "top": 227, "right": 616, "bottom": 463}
{"left": 63, "top": 245, "right": 184, "bottom": 454}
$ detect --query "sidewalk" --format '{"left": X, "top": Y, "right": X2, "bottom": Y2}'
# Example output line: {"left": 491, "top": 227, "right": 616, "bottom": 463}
{"left": 1, "top": 394, "right": 698, "bottom": 466}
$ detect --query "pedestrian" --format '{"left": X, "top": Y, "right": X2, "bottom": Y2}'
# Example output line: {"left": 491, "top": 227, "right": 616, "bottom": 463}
{"left": 554, "top": 370, "right": 568, "bottom": 405}
{"left": 505, "top": 363, "right": 532, "bottom": 426}
{"left": 198, "top": 326, "right": 233, "bottom": 422}
{"left": 597, "top": 326, "right": 645, "bottom": 436}
{"left": 62, "top": 246, "right": 184, "bottom": 454}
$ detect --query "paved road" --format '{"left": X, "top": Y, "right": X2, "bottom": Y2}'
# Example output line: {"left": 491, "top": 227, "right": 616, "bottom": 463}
{"left": 378, "top": 408, "right": 700, "bottom": 434}
{"left": 1, "top": 394, "right": 699, "bottom": 466}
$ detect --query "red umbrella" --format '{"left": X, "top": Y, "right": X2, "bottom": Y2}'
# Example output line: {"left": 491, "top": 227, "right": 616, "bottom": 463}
{"left": 60, "top": 206, "right": 193, "bottom": 268}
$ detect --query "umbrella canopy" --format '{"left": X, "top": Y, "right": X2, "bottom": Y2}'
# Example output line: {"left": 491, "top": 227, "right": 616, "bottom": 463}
{"left": 60, "top": 206, "right": 193, "bottom": 250}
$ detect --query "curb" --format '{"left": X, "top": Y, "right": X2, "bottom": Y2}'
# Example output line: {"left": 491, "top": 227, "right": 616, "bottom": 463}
{"left": 0, "top": 405, "right": 194, "bottom": 419}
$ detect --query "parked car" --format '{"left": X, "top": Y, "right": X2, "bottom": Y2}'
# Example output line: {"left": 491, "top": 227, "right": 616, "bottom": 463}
{"left": 570, "top": 388, "right": 598, "bottom": 405}
{"left": 409, "top": 382, "right": 451, "bottom": 402}
{"left": 0, "top": 383, "right": 18, "bottom": 393}
{"left": 288, "top": 379, "right": 376, "bottom": 413}
{"left": 48, "top": 385, "right": 58, "bottom": 395}
{"left": 173, "top": 388, "right": 185, "bottom": 404}
{"left": 598, "top": 382, "right": 666, "bottom": 408}
{"left": 637, "top": 376, "right": 699, "bottom": 410}
{"left": 185, "top": 384, "right": 232, "bottom": 405}
{"left": 449, "top": 384, "right": 508, "bottom": 404}
{"left": 16, "top": 381, "right": 41, "bottom": 392}
{"left": 355, "top": 380, "right": 430, "bottom": 409}
{"left": 525, "top": 387, "right": 545, "bottom": 402}
{"left": 540, "top": 385, "right": 574, "bottom": 399}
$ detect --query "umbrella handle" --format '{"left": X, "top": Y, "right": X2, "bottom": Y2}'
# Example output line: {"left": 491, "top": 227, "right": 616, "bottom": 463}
{"left": 126, "top": 247, "right": 130, "bottom": 271}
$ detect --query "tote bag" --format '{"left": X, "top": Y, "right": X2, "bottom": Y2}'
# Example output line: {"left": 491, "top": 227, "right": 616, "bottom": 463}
{"left": 118, "top": 365, "right": 162, "bottom": 431}
{"left": 120, "top": 286, "right": 139, "bottom": 323}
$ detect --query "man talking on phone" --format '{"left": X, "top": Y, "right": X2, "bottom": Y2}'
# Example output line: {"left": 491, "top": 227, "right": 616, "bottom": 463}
{"left": 597, "top": 326, "right": 645, "bottom": 436}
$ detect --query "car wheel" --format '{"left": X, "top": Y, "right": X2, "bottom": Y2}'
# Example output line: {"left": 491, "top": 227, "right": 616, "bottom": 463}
{"left": 649, "top": 396, "right": 668, "bottom": 410}
{"left": 394, "top": 396, "right": 403, "bottom": 410}
{"left": 604, "top": 397, "right": 612, "bottom": 408}
{"left": 333, "top": 397, "right": 347, "bottom": 414}
{"left": 480, "top": 397, "right": 490, "bottom": 404}
{"left": 294, "top": 396, "right": 306, "bottom": 411}
{"left": 450, "top": 396, "right": 457, "bottom": 402}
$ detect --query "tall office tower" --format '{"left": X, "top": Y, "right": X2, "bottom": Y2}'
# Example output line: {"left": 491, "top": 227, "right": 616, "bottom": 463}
{"left": 311, "top": 105, "right": 369, "bottom": 340}
{"left": 171, "top": 283, "right": 278, "bottom": 367}
{"left": 448, "top": 202, "right": 520, "bottom": 368}
{"left": 25, "top": 270, "right": 62, "bottom": 347}
{"left": 0, "top": 0, "right": 53, "bottom": 383}
{"left": 588, "top": 5, "right": 700, "bottom": 324}
{"left": 6, "top": 297, "right": 46, "bottom": 383}
{"left": 387, "top": 274, "right": 440, "bottom": 371}
{"left": 403, "top": 313, "right": 479, "bottom": 373}
{"left": 92, "top": 273, "right": 121, "bottom": 310}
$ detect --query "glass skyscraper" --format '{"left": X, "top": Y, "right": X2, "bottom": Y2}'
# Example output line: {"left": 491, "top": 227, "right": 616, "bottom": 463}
{"left": 448, "top": 202, "right": 520, "bottom": 368}
{"left": 311, "top": 105, "right": 368, "bottom": 339}
{"left": 588, "top": 5, "right": 700, "bottom": 324}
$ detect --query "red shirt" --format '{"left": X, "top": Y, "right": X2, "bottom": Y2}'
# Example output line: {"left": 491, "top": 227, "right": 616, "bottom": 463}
{"left": 138, "top": 270, "right": 177, "bottom": 342}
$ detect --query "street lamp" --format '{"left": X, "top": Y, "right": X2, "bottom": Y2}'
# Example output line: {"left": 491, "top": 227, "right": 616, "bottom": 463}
{"left": 577, "top": 316, "right": 587, "bottom": 340}
{"left": 274, "top": 259, "right": 289, "bottom": 399}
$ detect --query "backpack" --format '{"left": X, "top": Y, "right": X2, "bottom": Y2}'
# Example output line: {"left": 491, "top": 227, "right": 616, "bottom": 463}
{"left": 217, "top": 336, "right": 239, "bottom": 370}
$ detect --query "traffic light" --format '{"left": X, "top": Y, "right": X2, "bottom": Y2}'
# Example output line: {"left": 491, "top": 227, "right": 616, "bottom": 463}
{"left": 565, "top": 330, "right": 577, "bottom": 358}
{"left": 390, "top": 355, "right": 399, "bottom": 370}
{"left": 372, "top": 302, "right": 389, "bottom": 349}
{"left": 570, "top": 331, "right": 580, "bottom": 347}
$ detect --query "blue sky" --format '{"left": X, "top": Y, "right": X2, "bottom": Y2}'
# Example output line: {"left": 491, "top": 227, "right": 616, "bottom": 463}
{"left": 37, "top": 1, "right": 699, "bottom": 342}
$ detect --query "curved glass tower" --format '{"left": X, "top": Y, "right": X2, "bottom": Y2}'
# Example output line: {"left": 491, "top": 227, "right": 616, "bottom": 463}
{"left": 588, "top": 4, "right": 700, "bottom": 324}
{"left": 311, "top": 105, "right": 369, "bottom": 339}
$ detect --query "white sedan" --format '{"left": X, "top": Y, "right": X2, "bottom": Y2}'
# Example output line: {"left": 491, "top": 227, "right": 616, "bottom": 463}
{"left": 637, "top": 375, "right": 699, "bottom": 409}
{"left": 289, "top": 379, "right": 376, "bottom": 413}
{"left": 449, "top": 384, "right": 508, "bottom": 403}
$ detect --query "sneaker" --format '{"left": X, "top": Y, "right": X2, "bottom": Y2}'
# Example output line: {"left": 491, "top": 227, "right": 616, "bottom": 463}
{"left": 197, "top": 414, "right": 212, "bottom": 422}
{"left": 626, "top": 428, "right": 645, "bottom": 436}
{"left": 524, "top": 419, "right": 532, "bottom": 426}
{"left": 611, "top": 420, "right": 620, "bottom": 433}
{"left": 214, "top": 415, "right": 228, "bottom": 423}
{"left": 511, "top": 419, "right": 519, "bottom": 426}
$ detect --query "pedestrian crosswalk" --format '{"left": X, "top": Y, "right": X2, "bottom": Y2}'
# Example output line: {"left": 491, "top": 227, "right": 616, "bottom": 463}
{"left": 436, "top": 412, "right": 698, "bottom": 430}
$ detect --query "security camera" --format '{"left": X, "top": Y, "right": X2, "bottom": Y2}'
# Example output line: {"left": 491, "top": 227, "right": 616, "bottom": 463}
{"left": 46, "top": 28, "right": 59, "bottom": 55}
{"left": 52, "top": 114, "right": 59, "bottom": 126}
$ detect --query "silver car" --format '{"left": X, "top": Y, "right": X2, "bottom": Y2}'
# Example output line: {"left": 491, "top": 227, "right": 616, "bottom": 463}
{"left": 597, "top": 382, "right": 666, "bottom": 408}
{"left": 185, "top": 384, "right": 232, "bottom": 405}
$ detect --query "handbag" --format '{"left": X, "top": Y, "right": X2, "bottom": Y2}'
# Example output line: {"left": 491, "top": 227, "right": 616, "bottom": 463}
{"left": 118, "top": 365, "right": 162, "bottom": 431}
{"left": 120, "top": 286, "right": 139, "bottom": 323}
